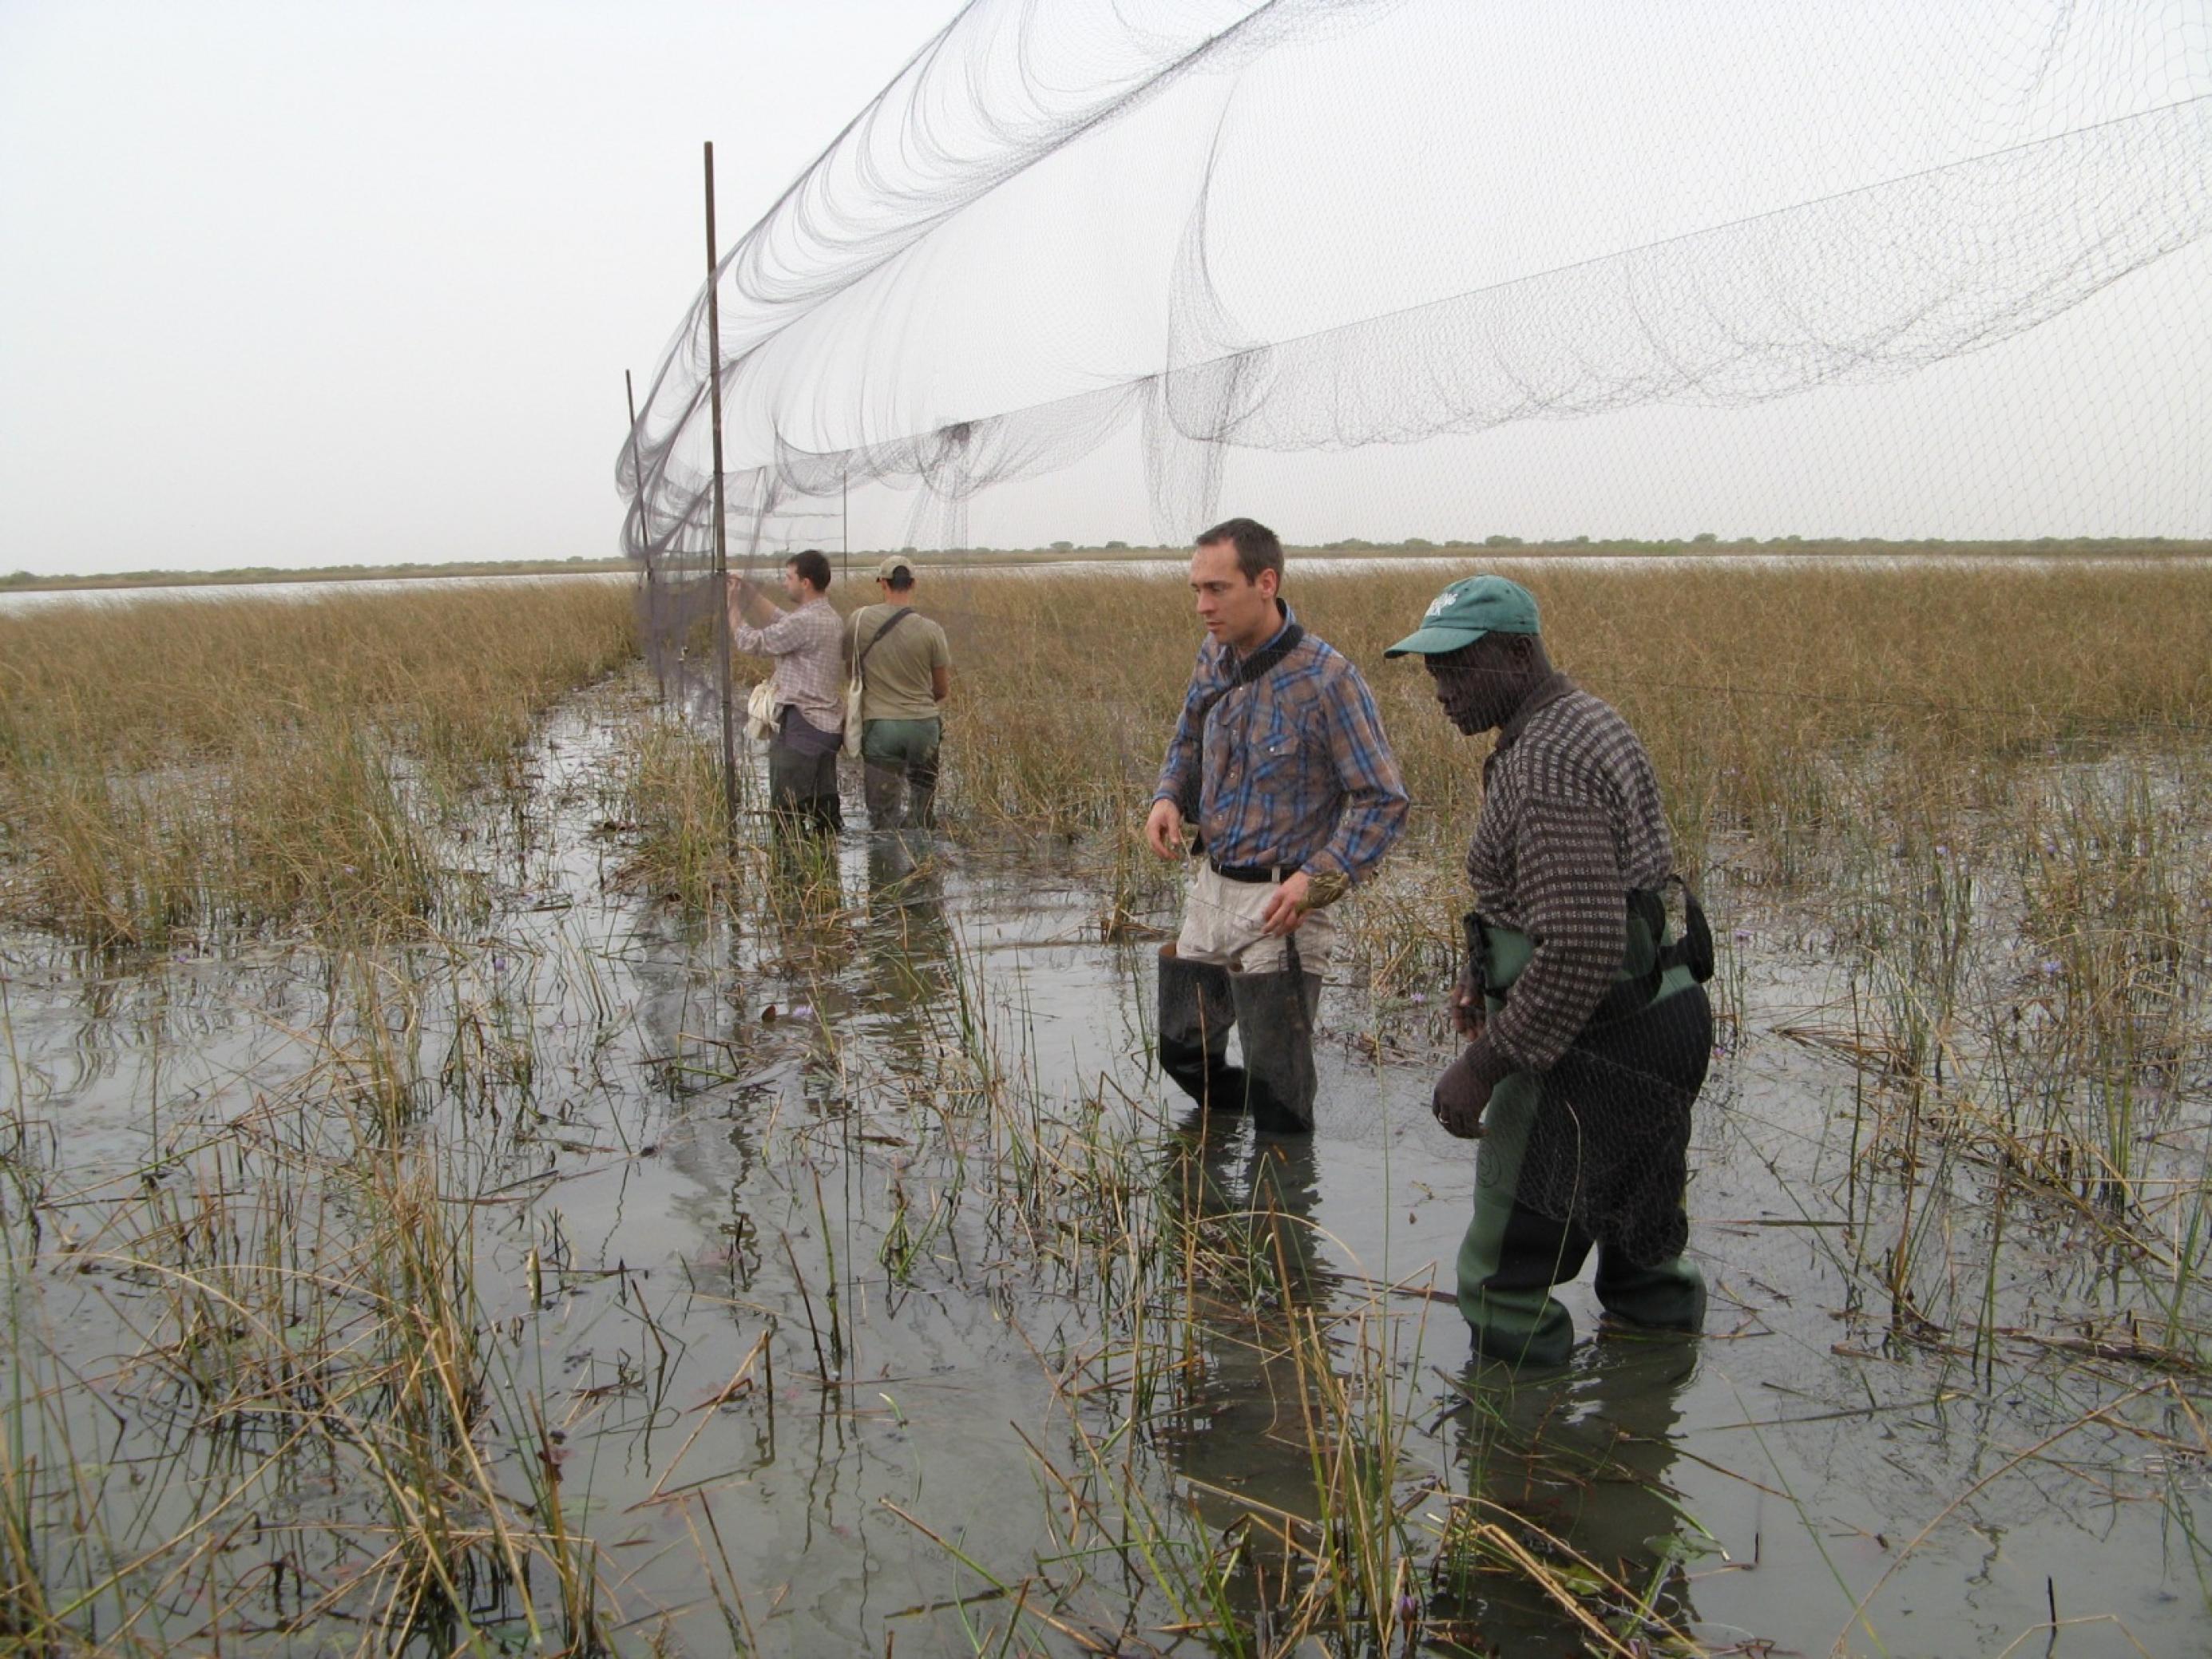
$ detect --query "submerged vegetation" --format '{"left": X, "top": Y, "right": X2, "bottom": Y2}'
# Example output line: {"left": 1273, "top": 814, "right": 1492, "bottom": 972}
{"left": 1, "top": 560, "right": 2209, "bottom": 1654}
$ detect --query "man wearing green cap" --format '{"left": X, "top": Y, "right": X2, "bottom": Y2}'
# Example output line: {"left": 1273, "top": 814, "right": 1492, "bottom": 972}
{"left": 1386, "top": 575, "right": 1715, "bottom": 1367}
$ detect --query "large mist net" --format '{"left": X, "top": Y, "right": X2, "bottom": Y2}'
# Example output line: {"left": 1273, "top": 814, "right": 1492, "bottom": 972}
{"left": 618, "top": 0, "right": 2212, "bottom": 683}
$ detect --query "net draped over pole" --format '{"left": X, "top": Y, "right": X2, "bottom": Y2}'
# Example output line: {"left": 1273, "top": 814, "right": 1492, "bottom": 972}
{"left": 618, "top": 0, "right": 2212, "bottom": 649}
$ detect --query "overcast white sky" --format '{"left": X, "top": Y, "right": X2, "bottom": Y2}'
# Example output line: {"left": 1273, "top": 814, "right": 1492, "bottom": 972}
{"left": 0, "top": 0, "right": 933, "bottom": 576}
{"left": 2, "top": 1, "right": 2206, "bottom": 578}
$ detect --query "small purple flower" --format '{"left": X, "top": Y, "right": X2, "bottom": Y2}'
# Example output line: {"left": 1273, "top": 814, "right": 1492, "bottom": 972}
{"left": 2040, "top": 960, "right": 2063, "bottom": 976}
{"left": 1409, "top": 993, "right": 1428, "bottom": 1005}
{"left": 790, "top": 1003, "right": 814, "bottom": 1020}
{"left": 1734, "top": 928, "right": 1754, "bottom": 944}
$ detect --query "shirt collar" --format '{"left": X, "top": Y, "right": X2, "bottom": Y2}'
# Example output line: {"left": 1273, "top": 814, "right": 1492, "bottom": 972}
{"left": 1232, "top": 601, "right": 1295, "bottom": 663}
{"left": 1496, "top": 671, "right": 1575, "bottom": 751}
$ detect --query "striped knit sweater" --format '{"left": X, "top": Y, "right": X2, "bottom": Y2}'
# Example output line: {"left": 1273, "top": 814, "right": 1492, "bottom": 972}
{"left": 1465, "top": 675, "right": 1675, "bottom": 1072}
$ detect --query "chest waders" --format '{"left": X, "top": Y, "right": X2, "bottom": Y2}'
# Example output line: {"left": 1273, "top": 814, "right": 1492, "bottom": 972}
{"left": 1454, "top": 888, "right": 1714, "bottom": 1368}
{"left": 1157, "top": 909, "right": 1324, "bottom": 1135}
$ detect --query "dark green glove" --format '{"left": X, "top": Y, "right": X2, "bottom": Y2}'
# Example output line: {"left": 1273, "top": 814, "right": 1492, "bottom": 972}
{"left": 1432, "top": 1036, "right": 1515, "bottom": 1138}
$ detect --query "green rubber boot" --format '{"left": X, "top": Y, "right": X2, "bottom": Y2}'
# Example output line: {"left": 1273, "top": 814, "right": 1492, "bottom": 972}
{"left": 1595, "top": 1251, "right": 1707, "bottom": 1336}
{"left": 1454, "top": 1071, "right": 1577, "bottom": 1368}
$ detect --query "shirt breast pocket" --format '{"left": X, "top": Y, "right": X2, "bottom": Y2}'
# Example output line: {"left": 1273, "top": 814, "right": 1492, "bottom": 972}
{"left": 1251, "top": 719, "right": 1305, "bottom": 794}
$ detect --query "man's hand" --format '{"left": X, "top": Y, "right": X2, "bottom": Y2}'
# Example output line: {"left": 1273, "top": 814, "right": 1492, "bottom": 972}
{"left": 724, "top": 572, "right": 771, "bottom": 627}
{"left": 1432, "top": 1038, "right": 1514, "bottom": 1138}
{"left": 1144, "top": 798, "right": 1186, "bottom": 861}
{"left": 1259, "top": 869, "right": 1313, "bottom": 937}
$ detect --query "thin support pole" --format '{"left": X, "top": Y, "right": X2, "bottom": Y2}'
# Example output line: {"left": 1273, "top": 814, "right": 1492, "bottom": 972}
{"left": 841, "top": 470, "right": 850, "bottom": 584}
{"left": 704, "top": 141, "right": 739, "bottom": 843}
{"left": 624, "top": 369, "right": 665, "bottom": 703}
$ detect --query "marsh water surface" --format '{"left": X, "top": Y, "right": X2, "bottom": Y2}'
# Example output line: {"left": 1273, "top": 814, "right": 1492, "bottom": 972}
{"left": 3, "top": 675, "right": 2207, "bottom": 1656}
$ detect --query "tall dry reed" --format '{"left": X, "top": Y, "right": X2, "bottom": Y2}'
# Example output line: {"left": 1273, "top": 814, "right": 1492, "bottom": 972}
{"left": 0, "top": 582, "right": 634, "bottom": 944}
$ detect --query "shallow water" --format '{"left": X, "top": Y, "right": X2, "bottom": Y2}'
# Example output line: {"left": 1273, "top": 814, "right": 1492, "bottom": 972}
{"left": 2, "top": 683, "right": 2206, "bottom": 1656}
{"left": 0, "top": 570, "right": 635, "bottom": 612}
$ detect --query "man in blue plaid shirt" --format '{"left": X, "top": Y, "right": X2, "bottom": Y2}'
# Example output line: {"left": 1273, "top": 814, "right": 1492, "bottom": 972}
{"left": 1146, "top": 517, "right": 1409, "bottom": 1133}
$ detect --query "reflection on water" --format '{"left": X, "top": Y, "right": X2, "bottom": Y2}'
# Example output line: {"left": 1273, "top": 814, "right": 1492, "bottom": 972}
{"left": 859, "top": 831, "right": 957, "bottom": 1064}
{"left": 1155, "top": 1115, "right": 1711, "bottom": 1655}
{"left": 1433, "top": 1340, "right": 1705, "bottom": 1653}
{"left": 1155, "top": 1122, "right": 1353, "bottom": 1641}
{"left": 1158, "top": 1120, "right": 1338, "bottom": 1494}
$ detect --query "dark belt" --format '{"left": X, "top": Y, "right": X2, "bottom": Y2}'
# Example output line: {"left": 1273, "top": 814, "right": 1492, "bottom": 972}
{"left": 1207, "top": 855, "right": 1287, "bottom": 885}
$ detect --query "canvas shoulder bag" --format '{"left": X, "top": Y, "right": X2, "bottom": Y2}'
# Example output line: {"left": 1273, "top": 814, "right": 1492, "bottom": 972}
{"left": 743, "top": 677, "right": 779, "bottom": 743}
{"left": 842, "top": 607, "right": 914, "bottom": 758}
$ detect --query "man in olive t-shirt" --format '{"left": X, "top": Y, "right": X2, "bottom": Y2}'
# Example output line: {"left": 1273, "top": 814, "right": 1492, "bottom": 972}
{"left": 848, "top": 554, "right": 953, "bottom": 830}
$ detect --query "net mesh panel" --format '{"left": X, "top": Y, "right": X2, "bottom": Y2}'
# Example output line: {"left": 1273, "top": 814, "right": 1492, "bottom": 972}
{"left": 610, "top": 0, "right": 2212, "bottom": 1340}
{"left": 620, "top": 0, "right": 2210, "bottom": 596}
{"left": 635, "top": 501, "right": 839, "bottom": 719}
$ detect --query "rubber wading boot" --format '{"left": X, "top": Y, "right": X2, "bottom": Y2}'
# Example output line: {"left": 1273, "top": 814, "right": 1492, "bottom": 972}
{"left": 1594, "top": 1253, "right": 1707, "bottom": 1336}
{"left": 1455, "top": 1072, "right": 1577, "bottom": 1368}
{"left": 1227, "top": 967, "right": 1322, "bottom": 1134}
{"left": 1157, "top": 946, "right": 1247, "bottom": 1113}
{"left": 906, "top": 745, "right": 940, "bottom": 830}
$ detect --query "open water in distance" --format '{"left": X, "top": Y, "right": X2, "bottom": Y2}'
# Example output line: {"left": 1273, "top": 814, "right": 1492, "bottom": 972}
{"left": 7, "top": 548, "right": 2211, "bottom": 613}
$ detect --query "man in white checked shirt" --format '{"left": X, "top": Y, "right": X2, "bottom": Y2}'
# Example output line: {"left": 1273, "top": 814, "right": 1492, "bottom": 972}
{"left": 727, "top": 548, "right": 846, "bottom": 837}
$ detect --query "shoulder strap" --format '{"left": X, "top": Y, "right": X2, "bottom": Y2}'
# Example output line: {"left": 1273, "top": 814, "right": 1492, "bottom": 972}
{"left": 1175, "top": 618, "right": 1306, "bottom": 856}
{"left": 854, "top": 607, "right": 914, "bottom": 677}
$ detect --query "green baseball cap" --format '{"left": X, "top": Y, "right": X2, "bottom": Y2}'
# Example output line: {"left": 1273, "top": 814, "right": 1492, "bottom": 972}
{"left": 1383, "top": 574, "right": 1541, "bottom": 657}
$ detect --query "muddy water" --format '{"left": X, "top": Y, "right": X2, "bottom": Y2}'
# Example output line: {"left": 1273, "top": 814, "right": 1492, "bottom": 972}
{"left": 2, "top": 685, "right": 2206, "bottom": 1656}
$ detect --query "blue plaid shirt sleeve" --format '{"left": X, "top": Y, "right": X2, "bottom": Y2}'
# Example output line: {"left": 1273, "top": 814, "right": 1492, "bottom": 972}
{"left": 1303, "top": 663, "right": 1409, "bottom": 886}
